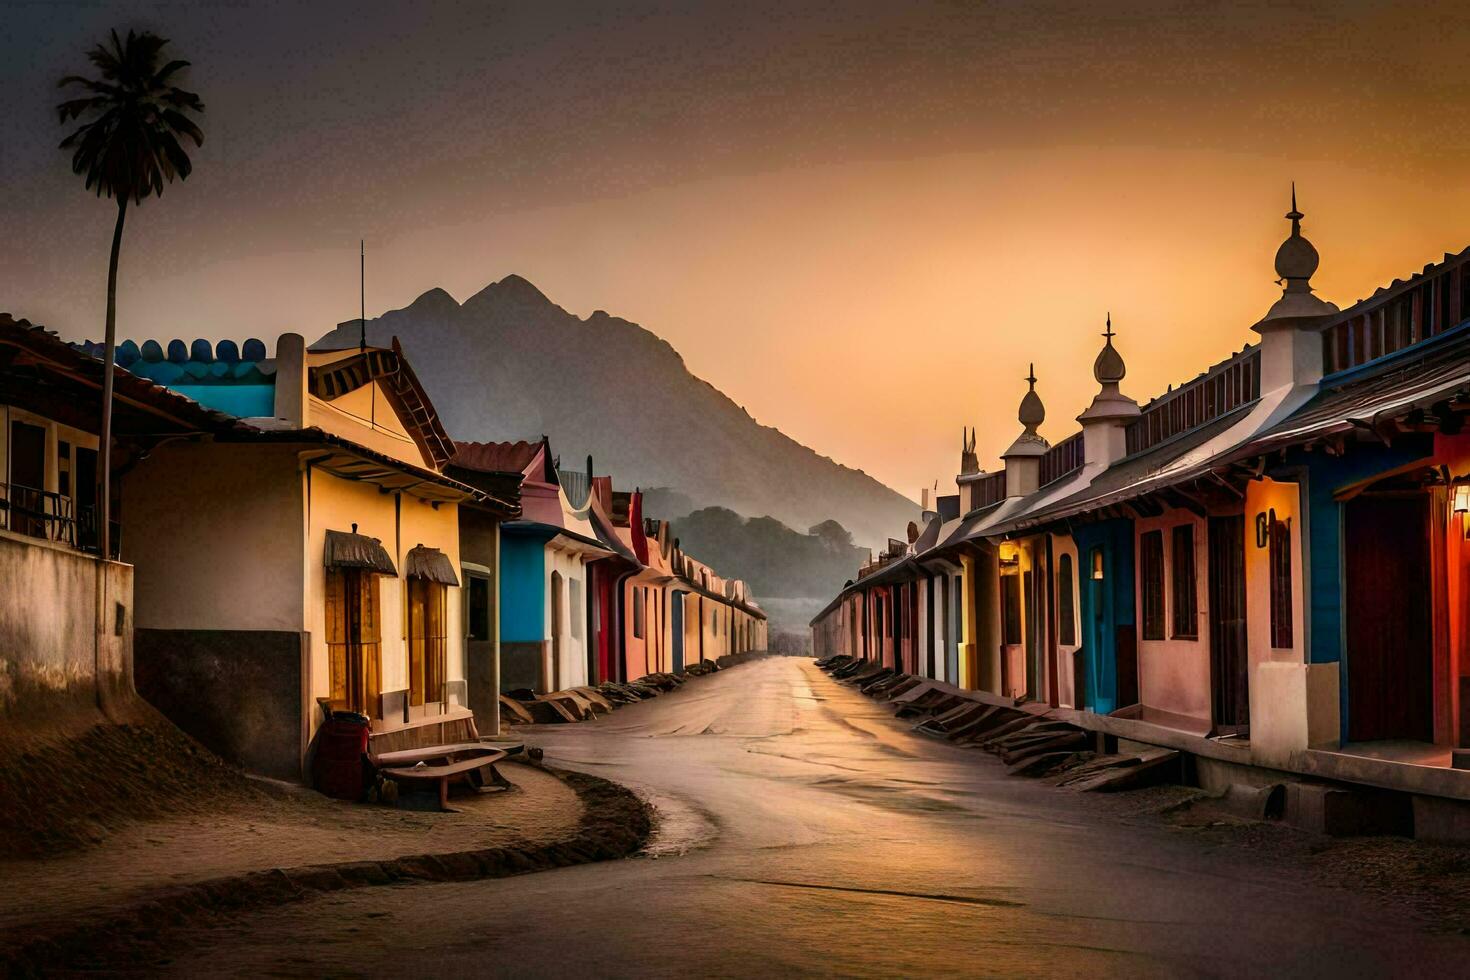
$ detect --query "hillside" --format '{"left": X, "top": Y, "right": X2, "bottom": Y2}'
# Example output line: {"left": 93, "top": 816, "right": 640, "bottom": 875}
{"left": 312, "top": 275, "right": 917, "bottom": 548}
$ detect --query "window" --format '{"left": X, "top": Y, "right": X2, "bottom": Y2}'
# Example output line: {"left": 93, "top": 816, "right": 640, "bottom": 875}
{"left": 633, "top": 586, "right": 644, "bottom": 639}
{"left": 408, "top": 578, "right": 448, "bottom": 706}
{"left": 326, "top": 568, "right": 382, "bottom": 716}
{"left": 570, "top": 579, "right": 583, "bottom": 639}
{"left": 1057, "top": 554, "right": 1076, "bottom": 646}
{"left": 1269, "top": 515, "right": 1293, "bottom": 648}
{"left": 1001, "top": 573, "right": 1021, "bottom": 646}
{"left": 1140, "top": 530, "right": 1165, "bottom": 640}
{"left": 1171, "top": 524, "right": 1198, "bottom": 639}
{"left": 467, "top": 575, "right": 492, "bottom": 641}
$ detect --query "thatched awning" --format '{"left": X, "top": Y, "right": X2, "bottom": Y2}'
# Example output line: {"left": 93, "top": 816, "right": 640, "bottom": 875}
{"left": 405, "top": 545, "right": 460, "bottom": 586}
{"left": 324, "top": 529, "right": 398, "bottom": 575}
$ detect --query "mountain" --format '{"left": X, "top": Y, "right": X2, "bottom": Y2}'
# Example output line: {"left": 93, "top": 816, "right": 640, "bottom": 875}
{"left": 312, "top": 274, "right": 917, "bottom": 549}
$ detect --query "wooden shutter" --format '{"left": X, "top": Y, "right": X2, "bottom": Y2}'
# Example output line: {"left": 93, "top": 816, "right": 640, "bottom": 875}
{"left": 408, "top": 579, "right": 427, "bottom": 707}
{"left": 326, "top": 569, "right": 349, "bottom": 707}
{"left": 1269, "top": 517, "right": 1293, "bottom": 649}
{"left": 360, "top": 571, "right": 382, "bottom": 715}
{"left": 428, "top": 582, "right": 447, "bottom": 703}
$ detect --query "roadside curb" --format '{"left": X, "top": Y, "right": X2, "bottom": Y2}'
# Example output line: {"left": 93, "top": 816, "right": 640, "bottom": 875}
{"left": 1, "top": 767, "right": 652, "bottom": 976}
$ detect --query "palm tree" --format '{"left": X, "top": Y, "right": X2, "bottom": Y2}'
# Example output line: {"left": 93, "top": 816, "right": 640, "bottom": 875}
{"left": 57, "top": 29, "right": 204, "bottom": 559}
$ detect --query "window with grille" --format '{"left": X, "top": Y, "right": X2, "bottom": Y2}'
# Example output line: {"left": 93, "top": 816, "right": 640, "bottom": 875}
{"left": 1171, "top": 524, "right": 1198, "bottom": 639}
{"left": 326, "top": 568, "right": 382, "bottom": 717}
{"left": 1140, "top": 530, "right": 1165, "bottom": 641}
{"left": 1269, "top": 516, "right": 1293, "bottom": 648}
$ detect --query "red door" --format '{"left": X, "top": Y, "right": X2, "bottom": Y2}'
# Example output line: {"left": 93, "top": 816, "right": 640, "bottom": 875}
{"left": 1345, "top": 495, "right": 1433, "bottom": 743}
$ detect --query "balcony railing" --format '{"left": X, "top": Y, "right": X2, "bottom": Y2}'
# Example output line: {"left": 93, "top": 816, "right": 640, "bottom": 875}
{"left": 0, "top": 482, "right": 119, "bottom": 558}
{"left": 1039, "top": 432, "right": 1085, "bottom": 487}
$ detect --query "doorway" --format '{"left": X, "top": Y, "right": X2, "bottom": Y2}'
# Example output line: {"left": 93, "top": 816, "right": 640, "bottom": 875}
{"left": 549, "top": 571, "right": 565, "bottom": 693}
{"left": 1208, "top": 514, "right": 1250, "bottom": 735}
{"left": 1344, "top": 495, "right": 1433, "bottom": 743}
{"left": 8, "top": 420, "right": 46, "bottom": 538}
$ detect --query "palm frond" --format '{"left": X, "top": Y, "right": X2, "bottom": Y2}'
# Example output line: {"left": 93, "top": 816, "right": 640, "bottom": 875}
{"left": 55, "top": 28, "right": 205, "bottom": 203}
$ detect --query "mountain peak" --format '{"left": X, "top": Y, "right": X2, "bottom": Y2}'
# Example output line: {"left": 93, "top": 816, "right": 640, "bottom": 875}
{"left": 406, "top": 287, "right": 460, "bottom": 315}
{"left": 465, "top": 274, "right": 554, "bottom": 311}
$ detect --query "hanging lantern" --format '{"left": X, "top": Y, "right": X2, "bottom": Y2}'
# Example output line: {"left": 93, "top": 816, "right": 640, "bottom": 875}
{"left": 1454, "top": 484, "right": 1470, "bottom": 514}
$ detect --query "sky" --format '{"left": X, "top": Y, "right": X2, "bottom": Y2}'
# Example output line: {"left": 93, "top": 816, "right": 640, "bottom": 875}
{"left": 5, "top": 0, "right": 1470, "bottom": 502}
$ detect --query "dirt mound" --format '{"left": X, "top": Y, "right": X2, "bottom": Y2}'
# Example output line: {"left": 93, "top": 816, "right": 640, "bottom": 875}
{"left": 0, "top": 720, "right": 260, "bottom": 858}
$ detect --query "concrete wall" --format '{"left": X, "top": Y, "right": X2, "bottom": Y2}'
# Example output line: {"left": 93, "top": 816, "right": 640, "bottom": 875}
{"left": 1245, "top": 477, "right": 1340, "bottom": 766}
{"left": 500, "top": 534, "right": 547, "bottom": 643}
{"left": 0, "top": 531, "right": 132, "bottom": 726}
{"left": 305, "top": 377, "right": 425, "bottom": 471}
{"left": 125, "top": 441, "right": 305, "bottom": 633}
{"left": 135, "top": 628, "right": 303, "bottom": 779}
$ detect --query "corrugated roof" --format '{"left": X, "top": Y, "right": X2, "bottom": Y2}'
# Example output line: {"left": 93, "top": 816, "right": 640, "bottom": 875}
{"left": 1249, "top": 329, "right": 1470, "bottom": 451}
{"left": 405, "top": 545, "right": 460, "bottom": 586}
{"left": 996, "top": 407, "right": 1249, "bottom": 533}
{"left": 324, "top": 529, "right": 397, "bottom": 575}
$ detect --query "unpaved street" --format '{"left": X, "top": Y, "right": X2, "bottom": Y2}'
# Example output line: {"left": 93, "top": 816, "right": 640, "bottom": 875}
{"left": 159, "top": 657, "right": 1466, "bottom": 978}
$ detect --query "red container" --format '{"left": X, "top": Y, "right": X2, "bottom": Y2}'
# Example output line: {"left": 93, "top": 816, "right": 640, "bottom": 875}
{"left": 313, "top": 713, "right": 371, "bottom": 801}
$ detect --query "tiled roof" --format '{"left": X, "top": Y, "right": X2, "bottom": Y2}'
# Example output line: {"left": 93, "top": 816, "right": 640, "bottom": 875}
{"left": 453, "top": 439, "right": 544, "bottom": 475}
{"left": 76, "top": 337, "right": 277, "bottom": 386}
{"left": 1, "top": 314, "right": 251, "bottom": 433}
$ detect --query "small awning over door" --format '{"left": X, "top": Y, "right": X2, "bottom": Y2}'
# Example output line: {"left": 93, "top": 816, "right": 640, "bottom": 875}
{"left": 405, "top": 545, "right": 460, "bottom": 586}
{"left": 324, "top": 529, "right": 398, "bottom": 575}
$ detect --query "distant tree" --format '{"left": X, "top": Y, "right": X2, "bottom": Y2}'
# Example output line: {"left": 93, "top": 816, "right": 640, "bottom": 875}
{"left": 677, "top": 508, "right": 866, "bottom": 599}
{"left": 57, "top": 29, "right": 204, "bottom": 557}
{"left": 808, "top": 519, "right": 855, "bottom": 551}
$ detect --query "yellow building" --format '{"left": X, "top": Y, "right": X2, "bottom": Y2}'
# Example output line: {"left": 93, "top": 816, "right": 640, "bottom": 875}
{"left": 122, "top": 334, "right": 481, "bottom": 780}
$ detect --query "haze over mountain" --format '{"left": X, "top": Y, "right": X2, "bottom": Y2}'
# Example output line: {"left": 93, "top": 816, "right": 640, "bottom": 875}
{"left": 312, "top": 275, "right": 918, "bottom": 551}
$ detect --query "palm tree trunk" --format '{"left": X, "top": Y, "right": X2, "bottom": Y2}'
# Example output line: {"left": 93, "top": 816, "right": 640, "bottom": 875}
{"left": 98, "top": 196, "right": 127, "bottom": 561}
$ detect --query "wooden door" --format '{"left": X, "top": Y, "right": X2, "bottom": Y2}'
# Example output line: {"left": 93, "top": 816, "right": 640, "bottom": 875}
{"left": 1345, "top": 495, "right": 1433, "bottom": 742}
{"left": 1208, "top": 515, "right": 1250, "bottom": 734}
{"left": 408, "top": 579, "right": 428, "bottom": 706}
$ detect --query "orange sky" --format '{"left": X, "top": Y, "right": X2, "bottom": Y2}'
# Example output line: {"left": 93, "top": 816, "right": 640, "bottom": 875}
{"left": 7, "top": 2, "right": 1470, "bottom": 504}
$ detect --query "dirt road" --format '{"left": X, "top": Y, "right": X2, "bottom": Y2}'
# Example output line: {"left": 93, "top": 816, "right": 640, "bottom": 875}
{"left": 154, "top": 656, "right": 1468, "bottom": 978}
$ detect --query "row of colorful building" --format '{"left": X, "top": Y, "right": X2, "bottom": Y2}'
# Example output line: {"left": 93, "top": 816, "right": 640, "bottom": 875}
{"left": 1, "top": 320, "right": 765, "bottom": 780}
{"left": 811, "top": 195, "right": 1470, "bottom": 814}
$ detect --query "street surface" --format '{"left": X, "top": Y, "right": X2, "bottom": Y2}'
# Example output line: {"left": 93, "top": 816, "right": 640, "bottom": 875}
{"left": 164, "top": 657, "right": 1465, "bottom": 978}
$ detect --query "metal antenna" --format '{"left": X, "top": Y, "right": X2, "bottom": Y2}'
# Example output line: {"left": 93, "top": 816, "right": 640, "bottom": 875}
{"left": 359, "top": 239, "right": 366, "bottom": 352}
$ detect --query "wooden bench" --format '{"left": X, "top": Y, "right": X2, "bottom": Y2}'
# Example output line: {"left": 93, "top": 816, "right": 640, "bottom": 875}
{"left": 379, "top": 747, "right": 509, "bottom": 810}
